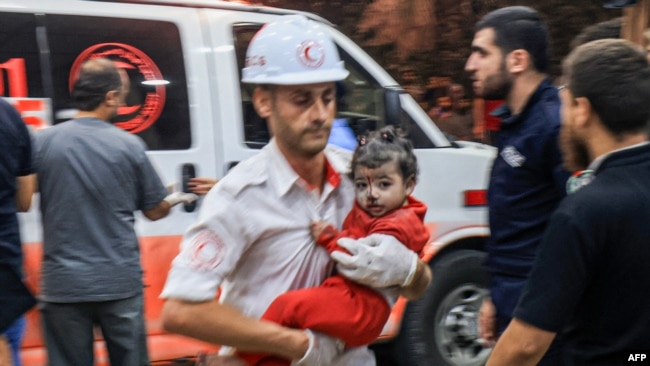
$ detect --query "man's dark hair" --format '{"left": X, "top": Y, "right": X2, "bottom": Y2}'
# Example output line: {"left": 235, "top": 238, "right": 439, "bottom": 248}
{"left": 71, "top": 58, "right": 122, "bottom": 112}
{"left": 564, "top": 39, "right": 650, "bottom": 136}
{"left": 476, "top": 6, "right": 550, "bottom": 73}
{"left": 570, "top": 17, "right": 622, "bottom": 50}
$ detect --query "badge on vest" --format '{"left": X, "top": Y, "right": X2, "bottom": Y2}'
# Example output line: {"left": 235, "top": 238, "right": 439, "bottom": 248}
{"left": 501, "top": 146, "right": 526, "bottom": 168}
{"left": 566, "top": 170, "right": 595, "bottom": 194}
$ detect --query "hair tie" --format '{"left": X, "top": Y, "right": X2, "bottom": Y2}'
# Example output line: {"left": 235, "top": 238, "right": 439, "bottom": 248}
{"left": 381, "top": 132, "right": 393, "bottom": 142}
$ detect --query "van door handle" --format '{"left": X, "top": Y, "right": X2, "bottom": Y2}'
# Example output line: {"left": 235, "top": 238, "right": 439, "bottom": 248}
{"left": 181, "top": 163, "right": 197, "bottom": 212}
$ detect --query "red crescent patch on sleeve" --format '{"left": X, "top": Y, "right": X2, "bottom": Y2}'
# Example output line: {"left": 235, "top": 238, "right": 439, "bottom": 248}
{"left": 189, "top": 230, "right": 226, "bottom": 271}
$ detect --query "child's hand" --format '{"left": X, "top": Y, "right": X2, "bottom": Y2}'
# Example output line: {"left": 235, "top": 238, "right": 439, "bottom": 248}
{"left": 310, "top": 220, "right": 328, "bottom": 241}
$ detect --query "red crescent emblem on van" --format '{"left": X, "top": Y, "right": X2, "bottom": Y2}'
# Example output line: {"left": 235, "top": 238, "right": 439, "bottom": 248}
{"left": 69, "top": 43, "right": 166, "bottom": 134}
{"left": 297, "top": 40, "right": 325, "bottom": 69}
{"left": 188, "top": 230, "right": 226, "bottom": 271}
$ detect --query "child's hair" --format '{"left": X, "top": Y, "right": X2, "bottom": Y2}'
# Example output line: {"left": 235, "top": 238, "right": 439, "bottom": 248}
{"left": 350, "top": 126, "right": 419, "bottom": 181}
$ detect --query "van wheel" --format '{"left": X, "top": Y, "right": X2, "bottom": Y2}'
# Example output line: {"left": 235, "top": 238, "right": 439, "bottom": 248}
{"left": 394, "top": 250, "right": 491, "bottom": 366}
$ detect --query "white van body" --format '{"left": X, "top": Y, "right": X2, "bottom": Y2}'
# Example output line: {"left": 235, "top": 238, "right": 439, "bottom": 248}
{"left": 2, "top": 1, "right": 496, "bottom": 365}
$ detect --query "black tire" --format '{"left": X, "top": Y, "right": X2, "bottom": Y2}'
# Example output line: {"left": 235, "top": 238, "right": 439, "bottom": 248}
{"left": 393, "top": 250, "right": 491, "bottom": 366}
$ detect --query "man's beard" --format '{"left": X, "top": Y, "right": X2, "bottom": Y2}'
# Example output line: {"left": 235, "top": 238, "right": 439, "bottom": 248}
{"left": 274, "top": 123, "right": 331, "bottom": 158}
{"left": 482, "top": 63, "right": 512, "bottom": 101}
{"left": 560, "top": 123, "right": 591, "bottom": 172}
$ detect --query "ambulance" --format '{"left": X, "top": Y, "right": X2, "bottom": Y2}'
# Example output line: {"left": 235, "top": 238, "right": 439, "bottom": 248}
{"left": 1, "top": 0, "right": 496, "bottom": 365}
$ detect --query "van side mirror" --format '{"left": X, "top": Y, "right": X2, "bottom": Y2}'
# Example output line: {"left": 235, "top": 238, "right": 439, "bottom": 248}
{"left": 383, "top": 86, "right": 403, "bottom": 126}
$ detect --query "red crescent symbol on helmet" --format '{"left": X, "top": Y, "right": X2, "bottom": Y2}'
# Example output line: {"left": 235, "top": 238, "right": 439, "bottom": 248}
{"left": 297, "top": 40, "right": 324, "bottom": 69}
{"left": 304, "top": 46, "right": 315, "bottom": 62}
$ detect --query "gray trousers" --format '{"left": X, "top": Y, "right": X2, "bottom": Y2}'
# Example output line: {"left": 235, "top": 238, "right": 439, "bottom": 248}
{"left": 40, "top": 293, "right": 149, "bottom": 366}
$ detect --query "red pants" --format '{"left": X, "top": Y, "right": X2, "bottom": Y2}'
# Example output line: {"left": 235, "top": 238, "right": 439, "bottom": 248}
{"left": 238, "top": 275, "right": 390, "bottom": 365}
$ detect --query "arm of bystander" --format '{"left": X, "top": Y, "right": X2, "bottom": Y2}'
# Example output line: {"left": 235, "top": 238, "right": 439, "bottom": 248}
{"left": 15, "top": 174, "right": 35, "bottom": 212}
{"left": 142, "top": 191, "right": 198, "bottom": 221}
{"left": 485, "top": 318, "right": 556, "bottom": 366}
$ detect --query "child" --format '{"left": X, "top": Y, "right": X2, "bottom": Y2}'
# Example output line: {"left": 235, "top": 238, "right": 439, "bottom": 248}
{"left": 239, "top": 126, "right": 430, "bottom": 365}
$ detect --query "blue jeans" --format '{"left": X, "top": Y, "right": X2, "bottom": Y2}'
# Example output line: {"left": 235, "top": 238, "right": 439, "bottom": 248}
{"left": 41, "top": 293, "right": 149, "bottom": 366}
{"left": 2, "top": 316, "right": 26, "bottom": 366}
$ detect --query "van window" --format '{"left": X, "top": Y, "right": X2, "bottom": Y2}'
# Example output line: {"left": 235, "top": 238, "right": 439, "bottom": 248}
{"left": 0, "top": 12, "right": 191, "bottom": 150}
{"left": 337, "top": 54, "right": 434, "bottom": 148}
{"left": 232, "top": 23, "right": 435, "bottom": 149}
{"left": 233, "top": 24, "right": 271, "bottom": 149}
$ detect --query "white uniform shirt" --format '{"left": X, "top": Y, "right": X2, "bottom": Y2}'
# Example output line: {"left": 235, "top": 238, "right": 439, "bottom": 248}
{"left": 162, "top": 140, "right": 375, "bottom": 364}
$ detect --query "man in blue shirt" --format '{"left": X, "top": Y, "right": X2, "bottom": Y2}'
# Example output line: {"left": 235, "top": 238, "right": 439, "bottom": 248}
{"left": 465, "top": 7, "right": 571, "bottom": 364}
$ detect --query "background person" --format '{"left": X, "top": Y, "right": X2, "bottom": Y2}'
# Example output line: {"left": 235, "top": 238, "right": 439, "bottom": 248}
{"left": 569, "top": 17, "right": 622, "bottom": 50}
{"left": 400, "top": 66, "right": 425, "bottom": 104}
{"left": 464, "top": 6, "right": 571, "bottom": 364}
{"left": 33, "top": 58, "right": 196, "bottom": 366}
{"left": 428, "top": 96, "right": 453, "bottom": 121}
{"left": 434, "top": 83, "right": 474, "bottom": 141}
{"left": 160, "top": 15, "right": 431, "bottom": 366}
{"left": 487, "top": 38, "right": 650, "bottom": 366}
{"left": 0, "top": 98, "right": 36, "bottom": 366}
{"left": 422, "top": 76, "right": 452, "bottom": 109}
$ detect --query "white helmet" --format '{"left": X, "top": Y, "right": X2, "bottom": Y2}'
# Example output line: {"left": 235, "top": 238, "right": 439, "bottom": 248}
{"left": 241, "top": 15, "right": 349, "bottom": 85}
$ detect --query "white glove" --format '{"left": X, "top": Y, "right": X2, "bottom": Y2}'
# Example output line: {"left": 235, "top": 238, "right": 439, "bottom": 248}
{"left": 291, "top": 329, "right": 344, "bottom": 366}
{"left": 163, "top": 191, "right": 199, "bottom": 206}
{"left": 331, "top": 234, "right": 418, "bottom": 288}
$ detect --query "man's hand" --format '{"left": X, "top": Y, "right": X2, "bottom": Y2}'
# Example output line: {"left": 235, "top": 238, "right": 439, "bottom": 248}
{"left": 291, "top": 329, "right": 344, "bottom": 366}
{"left": 331, "top": 234, "right": 418, "bottom": 288}
{"left": 479, "top": 297, "right": 497, "bottom": 347}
